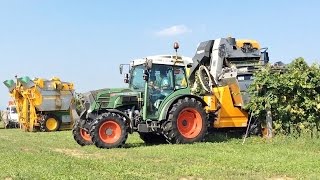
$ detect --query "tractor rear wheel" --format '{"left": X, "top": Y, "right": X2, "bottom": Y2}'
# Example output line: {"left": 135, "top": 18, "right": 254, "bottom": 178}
{"left": 139, "top": 132, "right": 167, "bottom": 145}
{"left": 72, "top": 119, "right": 93, "bottom": 146}
{"left": 40, "top": 114, "right": 61, "bottom": 132}
{"left": 163, "top": 97, "right": 208, "bottom": 144}
{"left": 90, "top": 112, "right": 128, "bottom": 149}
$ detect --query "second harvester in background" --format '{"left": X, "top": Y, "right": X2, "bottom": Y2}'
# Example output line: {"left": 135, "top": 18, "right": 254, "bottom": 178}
{"left": 3, "top": 76, "right": 77, "bottom": 132}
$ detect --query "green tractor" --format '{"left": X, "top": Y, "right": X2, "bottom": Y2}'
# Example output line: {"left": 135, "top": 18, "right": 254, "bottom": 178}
{"left": 73, "top": 45, "right": 209, "bottom": 148}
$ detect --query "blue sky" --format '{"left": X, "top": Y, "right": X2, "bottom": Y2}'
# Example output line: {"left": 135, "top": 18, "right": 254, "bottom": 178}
{"left": 0, "top": 0, "right": 319, "bottom": 109}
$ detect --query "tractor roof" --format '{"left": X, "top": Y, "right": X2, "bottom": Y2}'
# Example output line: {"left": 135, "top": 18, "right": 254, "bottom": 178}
{"left": 131, "top": 55, "right": 192, "bottom": 67}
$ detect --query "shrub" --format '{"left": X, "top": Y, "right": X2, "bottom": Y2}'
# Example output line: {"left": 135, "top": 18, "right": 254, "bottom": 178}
{"left": 246, "top": 58, "right": 320, "bottom": 137}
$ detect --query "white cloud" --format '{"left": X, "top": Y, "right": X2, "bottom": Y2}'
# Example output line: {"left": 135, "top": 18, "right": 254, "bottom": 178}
{"left": 155, "top": 25, "right": 192, "bottom": 37}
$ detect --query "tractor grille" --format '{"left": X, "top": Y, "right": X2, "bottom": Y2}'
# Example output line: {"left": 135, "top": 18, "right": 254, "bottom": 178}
{"left": 98, "top": 94, "right": 110, "bottom": 108}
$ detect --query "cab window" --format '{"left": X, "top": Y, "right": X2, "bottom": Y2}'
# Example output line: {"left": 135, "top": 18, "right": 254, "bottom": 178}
{"left": 174, "top": 67, "right": 188, "bottom": 89}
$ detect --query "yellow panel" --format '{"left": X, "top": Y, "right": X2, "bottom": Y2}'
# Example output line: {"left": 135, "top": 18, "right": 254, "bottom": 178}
{"left": 204, "top": 95, "right": 218, "bottom": 112}
{"left": 31, "top": 87, "right": 43, "bottom": 106}
{"left": 51, "top": 77, "right": 61, "bottom": 81}
{"left": 228, "top": 82, "right": 243, "bottom": 106}
{"left": 186, "top": 68, "right": 190, "bottom": 77}
{"left": 34, "top": 79, "right": 44, "bottom": 88}
{"left": 236, "top": 39, "right": 260, "bottom": 49}
{"left": 62, "top": 83, "right": 74, "bottom": 90}
{"left": 212, "top": 86, "right": 248, "bottom": 128}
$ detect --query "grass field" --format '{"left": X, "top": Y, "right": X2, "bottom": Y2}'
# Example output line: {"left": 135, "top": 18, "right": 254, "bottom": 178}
{"left": 0, "top": 127, "right": 319, "bottom": 180}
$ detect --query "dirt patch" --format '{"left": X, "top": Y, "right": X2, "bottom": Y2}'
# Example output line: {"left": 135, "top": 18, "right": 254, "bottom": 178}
{"left": 53, "top": 148, "right": 106, "bottom": 159}
{"left": 53, "top": 148, "right": 90, "bottom": 158}
{"left": 179, "top": 176, "right": 203, "bottom": 180}
{"left": 20, "top": 147, "right": 39, "bottom": 153}
{"left": 150, "top": 158, "right": 167, "bottom": 163}
{"left": 266, "top": 176, "right": 294, "bottom": 180}
{"left": 53, "top": 148, "right": 132, "bottom": 160}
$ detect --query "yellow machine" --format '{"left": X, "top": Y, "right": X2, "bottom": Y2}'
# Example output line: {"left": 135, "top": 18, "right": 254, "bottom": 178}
{"left": 204, "top": 86, "right": 248, "bottom": 128}
{"left": 3, "top": 76, "right": 76, "bottom": 132}
{"left": 189, "top": 37, "right": 269, "bottom": 130}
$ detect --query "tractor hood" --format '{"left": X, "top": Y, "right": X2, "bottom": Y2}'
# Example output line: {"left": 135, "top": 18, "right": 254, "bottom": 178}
{"left": 83, "top": 88, "right": 141, "bottom": 112}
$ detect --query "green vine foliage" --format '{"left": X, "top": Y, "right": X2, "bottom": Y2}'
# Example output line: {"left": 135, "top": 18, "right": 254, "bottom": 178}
{"left": 191, "top": 71, "right": 208, "bottom": 95}
{"left": 74, "top": 93, "right": 85, "bottom": 115}
{"left": 246, "top": 58, "right": 320, "bottom": 137}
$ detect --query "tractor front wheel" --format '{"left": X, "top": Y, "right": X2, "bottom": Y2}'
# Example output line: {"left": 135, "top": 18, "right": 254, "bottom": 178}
{"left": 90, "top": 112, "right": 128, "bottom": 149}
{"left": 163, "top": 97, "right": 208, "bottom": 144}
{"left": 72, "top": 119, "right": 93, "bottom": 146}
{"left": 40, "top": 114, "right": 61, "bottom": 132}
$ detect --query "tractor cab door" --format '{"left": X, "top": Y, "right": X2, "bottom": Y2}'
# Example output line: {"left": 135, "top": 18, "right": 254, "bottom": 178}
{"left": 148, "top": 64, "right": 187, "bottom": 116}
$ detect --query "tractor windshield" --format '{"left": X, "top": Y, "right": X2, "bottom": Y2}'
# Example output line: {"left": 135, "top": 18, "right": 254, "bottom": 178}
{"left": 130, "top": 64, "right": 188, "bottom": 91}
{"left": 130, "top": 65, "right": 145, "bottom": 90}
{"left": 149, "top": 64, "right": 172, "bottom": 91}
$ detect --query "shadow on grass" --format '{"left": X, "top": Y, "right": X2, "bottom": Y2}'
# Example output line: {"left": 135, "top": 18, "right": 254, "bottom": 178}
{"left": 123, "top": 140, "right": 171, "bottom": 149}
{"left": 0, "top": 127, "right": 20, "bottom": 130}
{"left": 205, "top": 130, "right": 245, "bottom": 143}
{"left": 123, "top": 130, "right": 247, "bottom": 149}
{"left": 123, "top": 142, "right": 147, "bottom": 149}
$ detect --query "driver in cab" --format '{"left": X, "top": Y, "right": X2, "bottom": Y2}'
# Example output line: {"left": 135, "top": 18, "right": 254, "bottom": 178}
{"left": 149, "top": 69, "right": 170, "bottom": 93}
{"left": 148, "top": 69, "right": 171, "bottom": 110}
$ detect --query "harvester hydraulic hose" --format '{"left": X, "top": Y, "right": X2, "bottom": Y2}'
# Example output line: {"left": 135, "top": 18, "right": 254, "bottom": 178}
{"left": 198, "top": 65, "right": 214, "bottom": 93}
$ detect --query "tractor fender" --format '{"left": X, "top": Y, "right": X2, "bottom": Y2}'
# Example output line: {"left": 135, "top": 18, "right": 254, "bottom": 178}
{"left": 158, "top": 95, "right": 207, "bottom": 121}
{"left": 82, "top": 109, "right": 131, "bottom": 131}
{"left": 105, "top": 109, "right": 131, "bottom": 124}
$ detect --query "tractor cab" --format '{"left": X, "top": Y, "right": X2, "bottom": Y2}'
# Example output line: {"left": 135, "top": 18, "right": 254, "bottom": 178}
{"left": 129, "top": 55, "right": 191, "bottom": 117}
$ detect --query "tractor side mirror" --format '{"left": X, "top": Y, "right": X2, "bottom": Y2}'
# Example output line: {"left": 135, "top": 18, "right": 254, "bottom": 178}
{"left": 143, "top": 70, "right": 149, "bottom": 81}
{"left": 119, "top": 64, "right": 123, "bottom": 74}
{"left": 124, "top": 73, "right": 129, "bottom": 83}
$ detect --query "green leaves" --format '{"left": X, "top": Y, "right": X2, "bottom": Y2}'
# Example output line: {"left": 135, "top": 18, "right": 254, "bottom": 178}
{"left": 246, "top": 58, "right": 320, "bottom": 136}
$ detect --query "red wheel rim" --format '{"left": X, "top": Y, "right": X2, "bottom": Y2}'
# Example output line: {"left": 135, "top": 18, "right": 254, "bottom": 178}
{"left": 80, "top": 128, "right": 91, "bottom": 142}
{"left": 99, "top": 120, "right": 121, "bottom": 144}
{"left": 177, "top": 108, "right": 203, "bottom": 139}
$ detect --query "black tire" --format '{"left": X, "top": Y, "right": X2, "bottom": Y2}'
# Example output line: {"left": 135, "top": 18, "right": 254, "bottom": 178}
{"left": 72, "top": 119, "right": 93, "bottom": 146}
{"left": 11, "top": 122, "right": 19, "bottom": 128}
{"left": 139, "top": 132, "right": 167, "bottom": 145}
{"left": 163, "top": 97, "right": 208, "bottom": 144}
{"left": 39, "top": 114, "right": 61, "bottom": 132}
{"left": 90, "top": 112, "right": 128, "bottom": 149}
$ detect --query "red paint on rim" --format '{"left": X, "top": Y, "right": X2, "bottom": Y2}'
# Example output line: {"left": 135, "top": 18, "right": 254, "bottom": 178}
{"left": 177, "top": 108, "right": 203, "bottom": 139}
{"left": 80, "top": 128, "right": 91, "bottom": 142}
{"left": 98, "top": 120, "right": 121, "bottom": 144}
